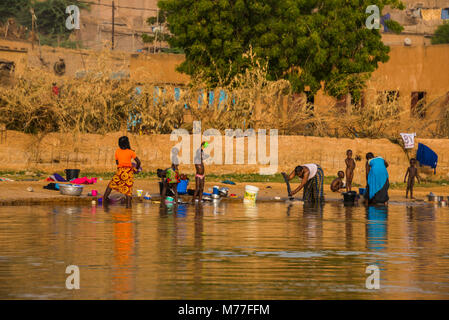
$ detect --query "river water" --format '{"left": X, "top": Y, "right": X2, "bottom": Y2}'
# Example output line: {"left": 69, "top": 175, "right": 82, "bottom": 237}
{"left": 0, "top": 201, "right": 448, "bottom": 299}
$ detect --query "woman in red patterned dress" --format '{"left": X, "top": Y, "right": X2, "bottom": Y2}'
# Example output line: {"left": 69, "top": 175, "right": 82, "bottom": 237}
{"left": 103, "top": 136, "right": 141, "bottom": 208}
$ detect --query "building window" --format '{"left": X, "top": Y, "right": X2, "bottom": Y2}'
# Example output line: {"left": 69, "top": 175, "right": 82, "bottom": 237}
{"left": 306, "top": 92, "right": 314, "bottom": 107}
{"left": 377, "top": 91, "right": 399, "bottom": 105}
{"left": 411, "top": 91, "right": 426, "bottom": 118}
{"left": 442, "top": 8, "right": 449, "bottom": 20}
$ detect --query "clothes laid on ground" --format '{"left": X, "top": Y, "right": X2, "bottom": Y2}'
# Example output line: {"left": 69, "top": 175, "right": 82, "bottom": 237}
{"left": 365, "top": 157, "right": 389, "bottom": 204}
{"left": 416, "top": 143, "right": 438, "bottom": 173}
{"left": 302, "top": 164, "right": 324, "bottom": 202}
{"left": 109, "top": 167, "right": 136, "bottom": 196}
{"left": 221, "top": 180, "right": 236, "bottom": 185}
{"left": 43, "top": 183, "right": 59, "bottom": 190}
{"left": 400, "top": 133, "right": 416, "bottom": 149}
{"left": 115, "top": 148, "right": 137, "bottom": 168}
{"left": 47, "top": 173, "right": 67, "bottom": 182}
{"left": 0, "top": 177, "right": 14, "bottom": 181}
{"left": 70, "top": 177, "right": 97, "bottom": 184}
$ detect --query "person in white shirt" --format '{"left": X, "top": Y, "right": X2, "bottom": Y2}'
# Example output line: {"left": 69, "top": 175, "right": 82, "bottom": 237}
{"left": 283, "top": 164, "right": 324, "bottom": 202}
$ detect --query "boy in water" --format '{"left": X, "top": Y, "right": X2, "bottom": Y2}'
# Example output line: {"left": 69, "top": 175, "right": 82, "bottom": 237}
{"left": 330, "top": 171, "right": 345, "bottom": 192}
{"left": 192, "top": 142, "right": 209, "bottom": 203}
{"left": 345, "top": 149, "right": 356, "bottom": 192}
{"left": 404, "top": 158, "right": 421, "bottom": 199}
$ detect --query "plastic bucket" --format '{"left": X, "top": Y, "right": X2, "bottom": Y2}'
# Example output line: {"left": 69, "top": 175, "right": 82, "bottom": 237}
{"left": 65, "top": 169, "right": 80, "bottom": 181}
{"left": 359, "top": 188, "right": 366, "bottom": 196}
{"left": 213, "top": 186, "right": 220, "bottom": 195}
{"left": 177, "top": 179, "right": 189, "bottom": 195}
{"left": 343, "top": 191, "right": 357, "bottom": 202}
{"left": 244, "top": 185, "right": 259, "bottom": 203}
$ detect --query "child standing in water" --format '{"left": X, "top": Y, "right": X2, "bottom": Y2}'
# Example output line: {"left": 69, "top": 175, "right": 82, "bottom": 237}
{"left": 193, "top": 142, "right": 208, "bottom": 203}
{"left": 103, "top": 136, "right": 141, "bottom": 208}
{"left": 345, "top": 149, "right": 356, "bottom": 192}
{"left": 404, "top": 158, "right": 421, "bottom": 199}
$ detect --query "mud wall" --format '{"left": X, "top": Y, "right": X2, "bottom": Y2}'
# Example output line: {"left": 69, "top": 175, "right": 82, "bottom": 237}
{"left": 1, "top": 131, "right": 448, "bottom": 183}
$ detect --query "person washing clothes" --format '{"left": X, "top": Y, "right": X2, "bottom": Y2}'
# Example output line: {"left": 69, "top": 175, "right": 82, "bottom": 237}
{"left": 192, "top": 142, "right": 209, "bottom": 203}
{"left": 364, "top": 152, "right": 389, "bottom": 205}
{"left": 103, "top": 136, "right": 141, "bottom": 208}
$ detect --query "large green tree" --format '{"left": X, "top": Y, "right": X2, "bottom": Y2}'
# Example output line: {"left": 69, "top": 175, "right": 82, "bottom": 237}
{"left": 159, "top": 0, "right": 404, "bottom": 99}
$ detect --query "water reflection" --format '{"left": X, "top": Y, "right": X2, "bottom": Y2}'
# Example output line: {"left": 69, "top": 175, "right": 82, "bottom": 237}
{"left": 112, "top": 209, "right": 135, "bottom": 299}
{"left": 1, "top": 201, "right": 449, "bottom": 299}
{"left": 365, "top": 205, "right": 388, "bottom": 252}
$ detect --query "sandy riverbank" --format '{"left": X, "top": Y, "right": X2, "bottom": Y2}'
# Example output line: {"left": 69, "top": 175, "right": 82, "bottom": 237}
{"left": 1, "top": 178, "right": 449, "bottom": 206}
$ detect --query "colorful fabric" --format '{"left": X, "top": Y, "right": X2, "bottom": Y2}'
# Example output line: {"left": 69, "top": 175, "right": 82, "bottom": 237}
{"left": 365, "top": 179, "right": 389, "bottom": 204}
{"left": 400, "top": 133, "right": 416, "bottom": 149}
{"left": 367, "top": 157, "right": 389, "bottom": 200}
{"left": 70, "top": 177, "right": 97, "bottom": 184}
{"left": 166, "top": 168, "right": 180, "bottom": 184}
{"left": 109, "top": 167, "right": 135, "bottom": 196}
{"left": 115, "top": 148, "right": 136, "bottom": 168}
{"left": 416, "top": 143, "right": 438, "bottom": 173}
{"left": 303, "top": 165, "right": 324, "bottom": 202}
{"left": 421, "top": 9, "right": 441, "bottom": 21}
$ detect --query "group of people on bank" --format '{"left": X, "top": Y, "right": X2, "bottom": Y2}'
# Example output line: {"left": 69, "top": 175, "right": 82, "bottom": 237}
{"left": 284, "top": 151, "right": 390, "bottom": 205}
{"left": 102, "top": 136, "right": 392, "bottom": 207}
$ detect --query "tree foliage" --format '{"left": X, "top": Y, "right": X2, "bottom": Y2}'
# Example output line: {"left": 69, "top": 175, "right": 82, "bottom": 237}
{"left": 159, "top": 0, "right": 404, "bottom": 99}
{"left": 432, "top": 22, "right": 449, "bottom": 45}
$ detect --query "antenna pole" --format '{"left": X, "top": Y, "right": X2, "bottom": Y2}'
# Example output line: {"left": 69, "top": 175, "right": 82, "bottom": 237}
{"left": 112, "top": 0, "right": 115, "bottom": 50}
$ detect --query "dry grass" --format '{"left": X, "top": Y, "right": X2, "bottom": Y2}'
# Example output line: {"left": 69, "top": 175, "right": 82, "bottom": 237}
{"left": 1, "top": 49, "right": 449, "bottom": 139}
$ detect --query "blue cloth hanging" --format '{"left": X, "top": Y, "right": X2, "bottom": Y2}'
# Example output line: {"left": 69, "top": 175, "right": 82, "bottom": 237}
{"left": 380, "top": 13, "right": 391, "bottom": 32}
{"left": 198, "top": 91, "right": 204, "bottom": 108}
{"left": 174, "top": 87, "right": 180, "bottom": 101}
{"left": 416, "top": 143, "right": 438, "bottom": 174}
{"left": 208, "top": 91, "right": 215, "bottom": 107}
{"left": 218, "top": 90, "right": 227, "bottom": 109}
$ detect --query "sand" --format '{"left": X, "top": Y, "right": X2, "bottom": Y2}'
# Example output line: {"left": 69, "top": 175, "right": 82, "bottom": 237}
{"left": 1, "top": 178, "right": 449, "bottom": 205}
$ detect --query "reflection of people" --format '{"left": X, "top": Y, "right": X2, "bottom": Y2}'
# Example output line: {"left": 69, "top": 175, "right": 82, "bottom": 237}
{"left": 404, "top": 158, "right": 421, "bottom": 199}
{"left": 345, "top": 150, "right": 356, "bottom": 192}
{"left": 112, "top": 210, "right": 134, "bottom": 299}
{"left": 366, "top": 206, "right": 388, "bottom": 251}
{"left": 285, "top": 164, "right": 324, "bottom": 202}
{"left": 330, "top": 171, "right": 345, "bottom": 192}
{"left": 364, "top": 153, "right": 389, "bottom": 205}
{"left": 103, "top": 136, "right": 141, "bottom": 208}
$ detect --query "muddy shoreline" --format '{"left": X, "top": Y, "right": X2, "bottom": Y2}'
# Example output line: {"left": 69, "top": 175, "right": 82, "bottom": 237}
{"left": 1, "top": 179, "right": 448, "bottom": 206}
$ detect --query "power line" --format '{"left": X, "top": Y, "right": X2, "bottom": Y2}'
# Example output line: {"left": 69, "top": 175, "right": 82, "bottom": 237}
{"left": 79, "top": 1, "right": 158, "bottom": 12}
